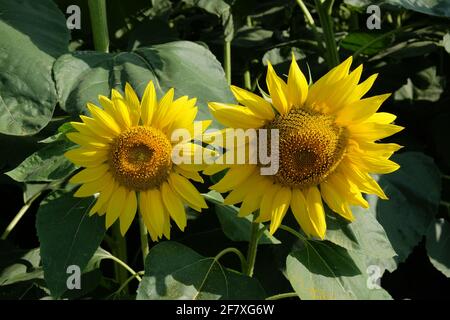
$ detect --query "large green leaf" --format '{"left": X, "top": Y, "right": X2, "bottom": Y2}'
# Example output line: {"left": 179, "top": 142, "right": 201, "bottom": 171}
{"left": 36, "top": 190, "right": 105, "bottom": 298}
{"left": 5, "top": 140, "right": 76, "bottom": 183}
{"left": 372, "top": 152, "right": 441, "bottom": 263}
{"left": 136, "top": 241, "right": 265, "bottom": 300}
{"left": 0, "top": 0, "right": 69, "bottom": 135}
{"left": 426, "top": 219, "right": 450, "bottom": 278}
{"left": 182, "top": 0, "right": 234, "bottom": 41}
{"left": 54, "top": 41, "right": 234, "bottom": 128}
{"left": 325, "top": 207, "right": 397, "bottom": 264}
{"left": 387, "top": 0, "right": 450, "bottom": 18}
{"left": 286, "top": 240, "right": 391, "bottom": 300}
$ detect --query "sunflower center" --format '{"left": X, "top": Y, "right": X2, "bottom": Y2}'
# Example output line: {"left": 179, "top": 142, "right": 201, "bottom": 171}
{"left": 266, "top": 107, "right": 347, "bottom": 189}
{"left": 110, "top": 126, "right": 172, "bottom": 190}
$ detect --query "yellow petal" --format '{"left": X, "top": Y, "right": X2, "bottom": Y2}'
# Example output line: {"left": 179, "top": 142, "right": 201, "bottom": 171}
{"left": 287, "top": 54, "right": 308, "bottom": 107}
{"left": 175, "top": 166, "right": 204, "bottom": 183}
{"left": 66, "top": 132, "right": 110, "bottom": 149}
{"left": 139, "top": 192, "right": 160, "bottom": 241}
{"left": 89, "top": 175, "right": 117, "bottom": 215}
{"left": 119, "top": 190, "right": 137, "bottom": 235}
{"left": 169, "top": 173, "right": 207, "bottom": 211}
{"left": 306, "top": 56, "right": 352, "bottom": 107}
{"left": 106, "top": 186, "right": 127, "bottom": 228}
{"left": 269, "top": 187, "right": 291, "bottom": 234}
{"left": 266, "top": 62, "right": 290, "bottom": 114}
{"left": 336, "top": 94, "right": 391, "bottom": 125}
{"left": 210, "top": 165, "right": 256, "bottom": 193}
{"left": 230, "top": 85, "right": 275, "bottom": 120}
{"left": 238, "top": 177, "right": 272, "bottom": 217}
{"left": 125, "top": 83, "right": 141, "bottom": 126}
{"left": 256, "top": 183, "right": 280, "bottom": 223}
{"left": 291, "top": 188, "right": 323, "bottom": 238}
{"left": 80, "top": 116, "right": 115, "bottom": 140}
{"left": 349, "top": 122, "right": 404, "bottom": 141}
{"left": 86, "top": 103, "right": 121, "bottom": 135}
{"left": 112, "top": 97, "right": 132, "bottom": 129}
{"left": 153, "top": 88, "right": 175, "bottom": 128}
{"left": 70, "top": 122, "right": 112, "bottom": 143}
{"left": 70, "top": 164, "right": 109, "bottom": 184}
{"left": 208, "top": 102, "right": 266, "bottom": 129}
{"left": 366, "top": 112, "right": 397, "bottom": 124}
{"left": 141, "top": 81, "right": 157, "bottom": 126}
{"left": 320, "top": 180, "right": 354, "bottom": 221}
{"left": 147, "top": 189, "right": 166, "bottom": 237}
{"left": 73, "top": 174, "right": 107, "bottom": 197}
{"left": 305, "top": 186, "right": 326, "bottom": 239}
{"left": 347, "top": 153, "right": 400, "bottom": 174}
{"left": 64, "top": 148, "right": 107, "bottom": 167}
{"left": 161, "top": 182, "right": 187, "bottom": 231}
{"left": 339, "top": 159, "right": 388, "bottom": 199}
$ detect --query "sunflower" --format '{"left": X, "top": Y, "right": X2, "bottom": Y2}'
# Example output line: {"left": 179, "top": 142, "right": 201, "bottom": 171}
{"left": 65, "top": 82, "right": 210, "bottom": 240}
{"left": 206, "top": 56, "right": 403, "bottom": 239}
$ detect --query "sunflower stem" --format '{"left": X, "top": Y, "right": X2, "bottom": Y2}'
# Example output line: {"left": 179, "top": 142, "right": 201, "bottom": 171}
{"left": 245, "top": 213, "right": 261, "bottom": 277}
{"left": 224, "top": 40, "right": 232, "bottom": 85}
{"left": 244, "top": 69, "right": 252, "bottom": 90}
{"left": 88, "top": 0, "right": 109, "bottom": 53}
{"left": 1, "top": 192, "right": 41, "bottom": 240}
{"left": 266, "top": 292, "right": 299, "bottom": 300}
{"left": 112, "top": 223, "right": 129, "bottom": 291}
{"left": 314, "top": 0, "right": 339, "bottom": 67}
{"left": 138, "top": 213, "right": 149, "bottom": 265}
{"left": 214, "top": 247, "right": 248, "bottom": 273}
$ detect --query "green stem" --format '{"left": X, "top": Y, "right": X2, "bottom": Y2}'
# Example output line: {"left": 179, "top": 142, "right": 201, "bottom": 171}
{"left": 112, "top": 223, "right": 129, "bottom": 289}
{"left": 224, "top": 40, "right": 231, "bottom": 85}
{"left": 244, "top": 69, "right": 251, "bottom": 90}
{"left": 1, "top": 192, "right": 41, "bottom": 240}
{"left": 214, "top": 247, "right": 248, "bottom": 273}
{"left": 279, "top": 224, "right": 307, "bottom": 241}
{"left": 88, "top": 0, "right": 109, "bottom": 53}
{"left": 266, "top": 292, "right": 299, "bottom": 300}
{"left": 103, "top": 254, "right": 142, "bottom": 282}
{"left": 295, "top": 0, "right": 325, "bottom": 53}
{"left": 138, "top": 213, "right": 149, "bottom": 265}
{"left": 314, "top": 0, "right": 339, "bottom": 67}
{"left": 245, "top": 214, "right": 261, "bottom": 277}
{"left": 107, "top": 271, "right": 144, "bottom": 299}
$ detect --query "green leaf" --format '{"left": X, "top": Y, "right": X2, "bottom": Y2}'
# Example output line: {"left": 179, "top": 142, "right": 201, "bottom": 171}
{"left": 136, "top": 241, "right": 265, "bottom": 300}
{"left": 0, "top": 246, "right": 42, "bottom": 286}
{"left": 182, "top": 0, "right": 234, "bottom": 41}
{"left": 54, "top": 41, "right": 234, "bottom": 128}
{"left": 36, "top": 190, "right": 106, "bottom": 298}
{"left": 5, "top": 140, "right": 77, "bottom": 183}
{"left": 386, "top": 0, "right": 450, "bottom": 18}
{"left": 286, "top": 240, "right": 391, "bottom": 299}
{"left": 325, "top": 206, "right": 397, "bottom": 263}
{"left": 443, "top": 33, "right": 450, "bottom": 53}
{"left": 426, "top": 219, "right": 450, "bottom": 277}
{"left": 0, "top": 0, "right": 69, "bottom": 135}
{"left": 341, "top": 32, "right": 391, "bottom": 55}
{"left": 204, "top": 191, "right": 280, "bottom": 244}
{"left": 373, "top": 152, "right": 441, "bottom": 263}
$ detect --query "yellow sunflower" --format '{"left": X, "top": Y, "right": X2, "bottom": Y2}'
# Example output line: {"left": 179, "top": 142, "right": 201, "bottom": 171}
{"left": 206, "top": 56, "right": 403, "bottom": 239}
{"left": 65, "top": 82, "right": 210, "bottom": 240}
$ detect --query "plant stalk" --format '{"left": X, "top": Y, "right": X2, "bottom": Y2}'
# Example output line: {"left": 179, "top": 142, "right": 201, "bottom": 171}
{"left": 1, "top": 192, "right": 42, "bottom": 240}
{"left": 112, "top": 223, "right": 129, "bottom": 290}
{"left": 314, "top": 0, "right": 339, "bottom": 67}
{"left": 138, "top": 213, "right": 149, "bottom": 265}
{"left": 224, "top": 40, "right": 232, "bottom": 85}
{"left": 88, "top": 0, "right": 110, "bottom": 53}
{"left": 245, "top": 213, "right": 261, "bottom": 277}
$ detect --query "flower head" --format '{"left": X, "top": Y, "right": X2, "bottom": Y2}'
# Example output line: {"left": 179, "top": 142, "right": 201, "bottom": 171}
{"left": 207, "top": 56, "right": 403, "bottom": 239}
{"left": 65, "top": 82, "right": 210, "bottom": 239}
